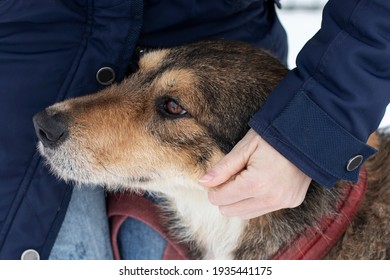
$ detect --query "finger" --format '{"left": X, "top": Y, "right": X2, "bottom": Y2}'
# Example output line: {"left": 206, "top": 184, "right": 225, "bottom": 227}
{"left": 198, "top": 149, "right": 247, "bottom": 187}
{"left": 208, "top": 169, "right": 256, "bottom": 205}
{"left": 218, "top": 197, "right": 275, "bottom": 219}
{"left": 198, "top": 130, "right": 259, "bottom": 187}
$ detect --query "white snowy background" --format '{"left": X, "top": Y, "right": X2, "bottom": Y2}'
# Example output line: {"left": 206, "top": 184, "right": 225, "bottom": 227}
{"left": 277, "top": 0, "right": 390, "bottom": 128}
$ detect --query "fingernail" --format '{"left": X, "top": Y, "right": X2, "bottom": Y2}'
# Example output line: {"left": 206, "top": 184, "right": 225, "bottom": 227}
{"left": 198, "top": 173, "right": 214, "bottom": 183}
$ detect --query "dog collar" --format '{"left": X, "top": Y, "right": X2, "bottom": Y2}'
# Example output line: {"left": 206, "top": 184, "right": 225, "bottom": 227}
{"left": 272, "top": 167, "right": 368, "bottom": 260}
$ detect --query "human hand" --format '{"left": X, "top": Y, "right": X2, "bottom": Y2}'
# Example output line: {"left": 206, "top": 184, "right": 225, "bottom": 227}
{"left": 198, "top": 129, "right": 312, "bottom": 219}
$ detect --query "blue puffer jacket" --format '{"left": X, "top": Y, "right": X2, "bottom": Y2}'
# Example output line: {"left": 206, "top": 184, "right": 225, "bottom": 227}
{"left": 0, "top": 0, "right": 286, "bottom": 259}
{"left": 0, "top": 0, "right": 389, "bottom": 260}
{"left": 250, "top": 0, "right": 390, "bottom": 187}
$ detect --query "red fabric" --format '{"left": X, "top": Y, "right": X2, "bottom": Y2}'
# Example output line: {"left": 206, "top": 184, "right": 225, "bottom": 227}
{"left": 272, "top": 167, "right": 368, "bottom": 260}
{"left": 107, "top": 193, "right": 189, "bottom": 260}
{"left": 108, "top": 168, "right": 367, "bottom": 260}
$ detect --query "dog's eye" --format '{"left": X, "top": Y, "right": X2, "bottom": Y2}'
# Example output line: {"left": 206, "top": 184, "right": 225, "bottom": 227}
{"left": 165, "top": 100, "right": 187, "bottom": 115}
{"left": 157, "top": 97, "right": 189, "bottom": 118}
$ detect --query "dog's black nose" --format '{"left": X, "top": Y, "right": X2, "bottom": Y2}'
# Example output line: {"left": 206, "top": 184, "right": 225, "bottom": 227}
{"left": 33, "top": 110, "right": 69, "bottom": 148}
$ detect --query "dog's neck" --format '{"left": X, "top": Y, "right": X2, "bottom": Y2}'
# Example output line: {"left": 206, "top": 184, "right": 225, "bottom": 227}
{"left": 166, "top": 187, "right": 247, "bottom": 259}
{"left": 147, "top": 172, "right": 247, "bottom": 259}
{"left": 112, "top": 168, "right": 247, "bottom": 259}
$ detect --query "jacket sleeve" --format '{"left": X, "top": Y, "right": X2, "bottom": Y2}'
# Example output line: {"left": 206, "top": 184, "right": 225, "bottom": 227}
{"left": 249, "top": 0, "right": 390, "bottom": 188}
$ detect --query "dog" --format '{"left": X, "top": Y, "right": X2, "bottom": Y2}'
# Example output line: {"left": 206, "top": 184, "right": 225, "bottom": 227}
{"left": 33, "top": 40, "right": 390, "bottom": 259}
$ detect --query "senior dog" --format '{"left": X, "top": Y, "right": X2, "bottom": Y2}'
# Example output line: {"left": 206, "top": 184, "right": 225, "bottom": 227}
{"left": 33, "top": 40, "right": 389, "bottom": 259}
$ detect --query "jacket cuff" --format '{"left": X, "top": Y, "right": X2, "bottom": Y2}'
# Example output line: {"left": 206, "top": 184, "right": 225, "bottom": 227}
{"left": 249, "top": 91, "right": 376, "bottom": 188}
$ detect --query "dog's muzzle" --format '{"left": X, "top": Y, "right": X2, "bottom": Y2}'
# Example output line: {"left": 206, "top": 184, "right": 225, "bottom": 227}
{"left": 33, "top": 110, "right": 69, "bottom": 148}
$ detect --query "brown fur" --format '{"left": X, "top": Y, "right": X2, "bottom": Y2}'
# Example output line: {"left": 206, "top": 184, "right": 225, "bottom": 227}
{"left": 34, "top": 40, "right": 390, "bottom": 259}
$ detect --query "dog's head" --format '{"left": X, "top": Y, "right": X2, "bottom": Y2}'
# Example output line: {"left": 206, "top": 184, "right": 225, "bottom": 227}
{"left": 33, "top": 40, "right": 287, "bottom": 192}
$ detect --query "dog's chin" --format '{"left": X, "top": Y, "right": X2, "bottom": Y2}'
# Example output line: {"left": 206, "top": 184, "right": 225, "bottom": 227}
{"left": 37, "top": 142, "right": 98, "bottom": 185}
{"left": 37, "top": 141, "right": 157, "bottom": 190}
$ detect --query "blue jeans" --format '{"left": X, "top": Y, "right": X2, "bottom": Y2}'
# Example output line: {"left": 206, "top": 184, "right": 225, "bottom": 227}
{"left": 49, "top": 186, "right": 166, "bottom": 260}
{"left": 117, "top": 217, "right": 167, "bottom": 260}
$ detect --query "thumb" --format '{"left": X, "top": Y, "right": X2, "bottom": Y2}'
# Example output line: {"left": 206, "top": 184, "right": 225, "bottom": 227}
{"left": 198, "top": 129, "right": 259, "bottom": 187}
{"left": 198, "top": 150, "right": 247, "bottom": 187}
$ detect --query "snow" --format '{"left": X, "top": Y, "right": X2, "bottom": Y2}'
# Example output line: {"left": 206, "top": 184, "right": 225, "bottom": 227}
{"left": 276, "top": 1, "right": 390, "bottom": 128}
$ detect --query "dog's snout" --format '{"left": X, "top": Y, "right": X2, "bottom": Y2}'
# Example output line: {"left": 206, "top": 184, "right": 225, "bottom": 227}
{"left": 33, "top": 110, "right": 69, "bottom": 148}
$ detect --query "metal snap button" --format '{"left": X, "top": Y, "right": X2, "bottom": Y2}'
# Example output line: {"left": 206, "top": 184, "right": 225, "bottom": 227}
{"left": 96, "top": 67, "right": 116, "bottom": 85}
{"left": 21, "top": 249, "right": 40, "bottom": 260}
{"left": 346, "top": 155, "right": 363, "bottom": 172}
